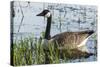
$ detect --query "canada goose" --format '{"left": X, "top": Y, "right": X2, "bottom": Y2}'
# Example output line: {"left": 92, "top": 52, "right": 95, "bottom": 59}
{"left": 36, "top": 10, "right": 95, "bottom": 59}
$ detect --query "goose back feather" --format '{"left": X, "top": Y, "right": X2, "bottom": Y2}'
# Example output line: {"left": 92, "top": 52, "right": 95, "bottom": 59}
{"left": 51, "top": 31, "right": 94, "bottom": 50}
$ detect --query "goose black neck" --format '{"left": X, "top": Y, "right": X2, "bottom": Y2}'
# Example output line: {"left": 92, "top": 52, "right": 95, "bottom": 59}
{"left": 44, "top": 15, "right": 52, "bottom": 40}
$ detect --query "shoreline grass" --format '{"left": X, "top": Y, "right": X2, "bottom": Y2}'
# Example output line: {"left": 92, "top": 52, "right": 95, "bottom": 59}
{"left": 13, "top": 36, "right": 66, "bottom": 66}
{"left": 12, "top": 34, "right": 97, "bottom": 66}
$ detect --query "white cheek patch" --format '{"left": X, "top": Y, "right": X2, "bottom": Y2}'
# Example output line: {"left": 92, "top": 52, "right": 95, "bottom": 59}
{"left": 45, "top": 12, "right": 51, "bottom": 18}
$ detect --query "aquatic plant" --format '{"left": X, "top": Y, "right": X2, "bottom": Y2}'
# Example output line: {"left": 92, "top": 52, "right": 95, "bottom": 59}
{"left": 13, "top": 35, "right": 66, "bottom": 66}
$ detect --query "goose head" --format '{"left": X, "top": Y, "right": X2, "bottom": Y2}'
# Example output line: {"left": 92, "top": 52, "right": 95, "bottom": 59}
{"left": 37, "top": 10, "right": 52, "bottom": 40}
{"left": 36, "top": 10, "right": 51, "bottom": 18}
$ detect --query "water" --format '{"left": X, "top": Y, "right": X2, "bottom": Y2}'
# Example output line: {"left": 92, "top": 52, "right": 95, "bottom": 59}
{"left": 12, "top": 1, "right": 97, "bottom": 62}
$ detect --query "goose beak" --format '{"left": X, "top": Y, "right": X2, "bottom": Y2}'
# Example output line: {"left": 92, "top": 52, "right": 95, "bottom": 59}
{"left": 36, "top": 12, "right": 44, "bottom": 16}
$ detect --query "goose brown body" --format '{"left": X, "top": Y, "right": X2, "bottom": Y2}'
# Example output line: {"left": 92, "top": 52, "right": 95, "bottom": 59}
{"left": 37, "top": 10, "right": 95, "bottom": 63}
{"left": 51, "top": 31, "right": 93, "bottom": 49}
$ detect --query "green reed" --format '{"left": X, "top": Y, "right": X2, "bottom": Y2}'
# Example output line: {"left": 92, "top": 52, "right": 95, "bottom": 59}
{"left": 13, "top": 33, "right": 97, "bottom": 66}
{"left": 13, "top": 35, "right": 69, "bottom": 66}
